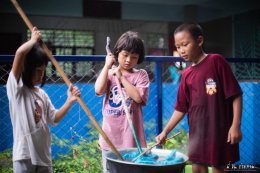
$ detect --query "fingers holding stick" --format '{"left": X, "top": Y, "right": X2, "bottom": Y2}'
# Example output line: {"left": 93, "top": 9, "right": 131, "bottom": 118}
{"left": 105, "top": 37, "right": 116, "bottom": 69}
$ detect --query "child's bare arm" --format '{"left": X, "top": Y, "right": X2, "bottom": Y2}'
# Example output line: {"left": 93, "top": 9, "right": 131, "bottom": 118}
{"left": 54, "top": 84, "right": 80, "bottom": 123}
{"left": 120, "top": 75, "right": 143, "bottom": 103}
{"left": 95, "top": 53, "right": 115, "bottom": 95}
{"left": 12, "top": 27, "right": 41, "bottom": 81}
{"left": 113, "top": 66, "right": 145, "bottom": 103}
{"left": 227, "top": 94, "right": 242, "bottom": 144}
{"left": 156, "top": 110, "right": 185, "bottom": 145}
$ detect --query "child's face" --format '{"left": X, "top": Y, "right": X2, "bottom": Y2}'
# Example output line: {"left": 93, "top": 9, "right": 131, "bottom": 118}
{"left": 118, "top": 50, "right": 139, "bottom": 71}
{"left": 174, "top": 31, "right": 203, "bottom": 62}
{"left": 32, "top": 65, "right": 46, "bottom": 85}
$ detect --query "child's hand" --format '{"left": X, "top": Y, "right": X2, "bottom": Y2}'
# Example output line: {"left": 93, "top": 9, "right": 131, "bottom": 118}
{"left": 31, "top": 27, "right": 42, "bottom": 43}
{"left": 67, "top": 84, "right": 81, "bottom": 104}
{"left": 112, "top": 65, "right": 122, "bottom": 79}
{"left": 155, "top": 131, "right": 167, "bottom": 145}
{"left": 105, "top": 53, "right": 116, "bottom": 69}
{"left": 227, "top": 125, "right": 242, "bottom": 144}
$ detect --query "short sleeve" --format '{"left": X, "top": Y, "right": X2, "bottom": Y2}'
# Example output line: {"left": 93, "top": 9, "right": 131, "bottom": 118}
{"left": 44, "top": 92, "right": 58, "bottom": 126}
{"left": 6, "top": 71, "right": 23, "bottom": 99}
{"left": 135, "top": 69, "right": 150, "bottom": 105}
{"left": 174, "top": 72, "right": 189, "bottom": 113}
{"left": 216, "top": 55, "right": 242, "bottom": 99}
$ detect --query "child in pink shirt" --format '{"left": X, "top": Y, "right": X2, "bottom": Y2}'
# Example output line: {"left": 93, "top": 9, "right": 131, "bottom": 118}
{"left": 95, "top": 31, "right": 149, "bottom": 172}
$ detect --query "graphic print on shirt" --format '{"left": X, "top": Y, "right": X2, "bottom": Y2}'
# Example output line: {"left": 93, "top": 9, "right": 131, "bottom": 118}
{"left": 34, "top": 99, "right": 43, "bottom": 123}
{"left": 107, "top": 85, "right": 131, "bottom": 117}
{"left": 205, "top": 78, "right": 217, "bottom": 95}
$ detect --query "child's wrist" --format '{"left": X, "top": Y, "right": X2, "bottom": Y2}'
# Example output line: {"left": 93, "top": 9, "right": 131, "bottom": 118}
{"left": 104, "top": 64, "right": 112, "bottom": 69}
{"left": 66, "top": 98, "right": 74, "bottom": 106}
{"left": 29, "top": 40, "right": 37, "bottom": 46}
{"left": 162, "top": 129, "right": 169, "bottom": 136}
{"left": 231, "top": 122, "right": 241, "bottom": 129}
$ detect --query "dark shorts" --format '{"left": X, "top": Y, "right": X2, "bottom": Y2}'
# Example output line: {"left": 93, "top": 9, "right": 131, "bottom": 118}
{"left": 13, "top": 159, "right": 53, "bottom": 173}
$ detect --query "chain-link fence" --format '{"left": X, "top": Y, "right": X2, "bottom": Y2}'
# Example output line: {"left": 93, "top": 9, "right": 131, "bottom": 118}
{"left": 0, "top": 55, "right": 260, "bottom": 172}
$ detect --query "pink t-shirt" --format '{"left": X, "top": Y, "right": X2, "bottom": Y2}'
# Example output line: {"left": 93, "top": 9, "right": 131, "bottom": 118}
{"left": 99, "top": 69, "right": 149, "bottom": 150}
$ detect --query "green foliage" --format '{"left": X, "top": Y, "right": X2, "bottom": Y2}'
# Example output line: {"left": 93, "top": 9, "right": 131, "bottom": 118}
{"left": 144, "top": 119, "right": 189, "bottom": 156}
{"left": 0, "top": 122, "right": 189, "bottom": 173}
{"left": 52, "top": 140, "right": 102, "bottom": 173}
{"left": 162, "top": 130, "right": 188, "bottom": 154}
{"left": 0, "top": 124, "right": 103, "bottom": 173}
{"left": 0, "top": 148, "right": 13, "bottom": 173}
{"left": 0, "top": 148, "right": 12, "bottom": 159}
{"left": 52, "top": 123, "right": 102, "bottom": 173}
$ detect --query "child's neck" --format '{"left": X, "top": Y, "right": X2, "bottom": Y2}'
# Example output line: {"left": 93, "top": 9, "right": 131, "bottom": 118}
{"left": 192, "top": 52, "right": 207, "bottom": 66}
{"left": 120, "top": 67, "right": 135, "bottom": 74}
{"left": 32, "top": 86, "right": 39, "bottom": 91}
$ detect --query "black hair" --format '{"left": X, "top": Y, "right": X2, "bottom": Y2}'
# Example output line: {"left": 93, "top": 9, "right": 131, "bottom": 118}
{"left": 174, "top": 23, "right": 204, "bottom": 40}
{"left": 113, "top": 31, "right": 145, "bottom": 64}
{"left": 22, "top": 42, "right": 49, "bottom": 88}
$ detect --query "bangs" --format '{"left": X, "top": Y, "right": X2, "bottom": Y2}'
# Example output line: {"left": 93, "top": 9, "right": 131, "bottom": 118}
{"left": 121, "top": 37, "right": 142, "bottom": 54}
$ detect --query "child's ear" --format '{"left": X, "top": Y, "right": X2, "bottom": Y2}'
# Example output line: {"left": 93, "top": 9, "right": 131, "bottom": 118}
{"left": 197, "top": 36, "right": 204, "bottom": 47}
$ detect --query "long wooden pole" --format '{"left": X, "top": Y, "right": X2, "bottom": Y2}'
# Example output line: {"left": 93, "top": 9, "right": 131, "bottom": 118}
{"left": 10, "top": 0, "right": 123, "bottom": 160}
